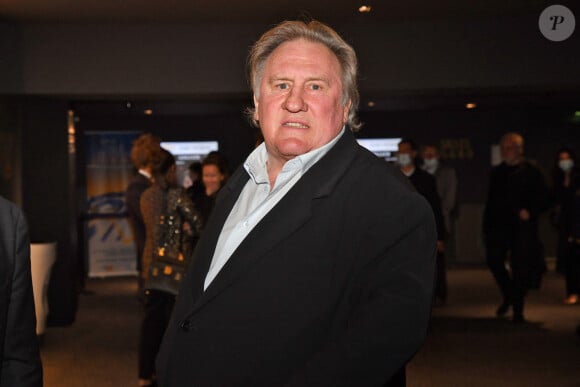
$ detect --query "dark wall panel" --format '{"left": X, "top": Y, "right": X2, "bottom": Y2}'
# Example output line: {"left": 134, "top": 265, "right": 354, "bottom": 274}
{"left": 21, "top": 98, "right": 78, "bottom": 326}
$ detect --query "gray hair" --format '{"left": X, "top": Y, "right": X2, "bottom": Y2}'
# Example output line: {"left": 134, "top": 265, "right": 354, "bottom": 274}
{"left": 246, "top": 20, "right": 361, "bottom": 131}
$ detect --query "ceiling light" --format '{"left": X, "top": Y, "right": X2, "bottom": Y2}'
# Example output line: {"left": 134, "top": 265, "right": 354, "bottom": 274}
{"left": 358, "top": 5, "right": 372, "bottom": 13}
{"left": 144, "top": 109, "right": 153, "bottom": 115}
{"left": 367, "top": 101, "right": 375, "bottom": 107}
{"left": 465, "top": 103, "right": 477, "bottom": 109}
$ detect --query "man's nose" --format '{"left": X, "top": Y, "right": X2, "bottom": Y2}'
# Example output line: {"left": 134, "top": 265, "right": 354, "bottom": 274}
{"left": 283, "top": 87, "right": 307, "bottom": 112}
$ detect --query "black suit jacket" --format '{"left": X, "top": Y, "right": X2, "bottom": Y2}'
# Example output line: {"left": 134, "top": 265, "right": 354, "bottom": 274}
{"left": 126, "top": 172, "right": 151, "bottom": 271}
{"left": 408, "top": 168, "right": 446, "bottom": 240}
{"left": 0, "top": 196, "right": 43, "bottom": 386}
{"left": 157, "top": 131, "right": 436, "bottom": 386}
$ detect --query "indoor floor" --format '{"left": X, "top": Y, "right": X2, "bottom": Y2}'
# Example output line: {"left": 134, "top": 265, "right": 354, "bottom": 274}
{"left": 40, "top": 266, "right": 580, "bottom": 387}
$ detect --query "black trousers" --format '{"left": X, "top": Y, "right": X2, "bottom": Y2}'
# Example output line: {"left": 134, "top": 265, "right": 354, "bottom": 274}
{"left": 558, "top": 238, "right": 580, "bottom": 296}
{"left": 139, "top": 290, "right": 176, "bottom": 379}
{"left": 485, "top": 240, "right": 527, "bottom": 318}
{"left": 435, "top": 251, "right": 447, "bottom": 301}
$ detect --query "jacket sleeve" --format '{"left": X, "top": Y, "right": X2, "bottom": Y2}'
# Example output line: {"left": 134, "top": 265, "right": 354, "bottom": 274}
{"left": 285, "top": 193, "right": 437, "bottom": 386}
{"left": 525, "top": 163, "right": 551, "bottom": 219}
{"left": 1, "top": 208, "right": 43, "bottom": 387}
{"left": 430, "top": 178, "right": 447, "bottom": 240}
{"left": 482, "top": 168, "right": 496, "bottom": 236}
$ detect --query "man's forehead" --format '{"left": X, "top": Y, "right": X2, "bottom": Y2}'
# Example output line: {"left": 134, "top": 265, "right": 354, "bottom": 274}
{"left": 501, "top": 138, "right": 522, "bottom": 147}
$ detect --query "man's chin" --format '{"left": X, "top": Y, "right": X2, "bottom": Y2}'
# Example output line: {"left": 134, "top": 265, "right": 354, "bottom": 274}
{"left": 276, "top": 141, "right": 310, "bottom": 158}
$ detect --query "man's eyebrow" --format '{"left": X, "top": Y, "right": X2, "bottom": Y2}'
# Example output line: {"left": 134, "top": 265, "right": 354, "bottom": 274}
{"left": 305, "top": 76, "right": 331, "bottom": 84}
{"left": 268, "top": 76, "right": 291, "bottom": 82}
{"left": 267, "top": 75, "right": 331, "bottom": 83}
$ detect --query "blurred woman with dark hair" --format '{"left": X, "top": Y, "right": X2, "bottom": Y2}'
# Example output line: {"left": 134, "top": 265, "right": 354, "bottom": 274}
{"left": 191, "top": 151, "right": 230, "bottom": 226}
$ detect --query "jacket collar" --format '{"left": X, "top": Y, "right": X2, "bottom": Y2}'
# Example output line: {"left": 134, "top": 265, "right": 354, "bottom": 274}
{"left": 180, "top": 129, "right": 360, "bottom": 314}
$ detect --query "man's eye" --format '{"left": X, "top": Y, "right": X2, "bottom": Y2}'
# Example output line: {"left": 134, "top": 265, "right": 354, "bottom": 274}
{"left": 277, "top": 83, "right": 289, "bottom": 90}
{"left": 310, "top": 84, "right": 321, "bottom": 90}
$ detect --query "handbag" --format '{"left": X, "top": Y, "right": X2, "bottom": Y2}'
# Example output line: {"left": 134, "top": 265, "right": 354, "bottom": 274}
{"left": 145, "top": 194, "right": 189, "bottom": 296}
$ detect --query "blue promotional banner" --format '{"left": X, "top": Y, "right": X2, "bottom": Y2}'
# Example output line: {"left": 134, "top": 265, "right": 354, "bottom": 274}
{"left": 85, "top": 131, "right": 140, "bottom": 277}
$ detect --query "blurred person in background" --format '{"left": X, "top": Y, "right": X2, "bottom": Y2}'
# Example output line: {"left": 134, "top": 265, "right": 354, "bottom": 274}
{"left": 191, "top": 151, "right": 230, "bottom": 226}
{"left": 0, "top": 196, "right": 43, "bottom": 386}
{"left": 185, "top": 161, "right": 204, "bottom": 203}
{"left": 483, "top": 132, "right": 550, "bottom": 323}
{"left": 551, "top": 147, "right": 580, "bottom": 305}
{"left": 138, "top": 149, "right": 202, "bottom": 387}
{"left": 421, "top": 143, "right": 457, "bottom": 305}
{"left": 126, "top": 133, "right": 162, "bottom": 291}
{"left": 398, "top": 139, "right": 446, "bottom": 305}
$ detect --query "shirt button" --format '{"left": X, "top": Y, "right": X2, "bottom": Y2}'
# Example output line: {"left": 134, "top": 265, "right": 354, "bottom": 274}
{"left": 243, "top": 221, "right": 249, "bottom": 227}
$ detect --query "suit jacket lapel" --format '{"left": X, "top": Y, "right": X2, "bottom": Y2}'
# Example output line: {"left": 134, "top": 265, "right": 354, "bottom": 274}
{"left": 189, "top": 130, "right": 360, "bottom": 313}
{"left": 183, "top": 167, "right": 249, "bottom": 306}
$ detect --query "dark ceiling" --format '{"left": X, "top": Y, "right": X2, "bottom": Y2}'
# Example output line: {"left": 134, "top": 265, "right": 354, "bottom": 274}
{"left": 3, "top": 0, "right": 577, "bottom": 114}
{"left": 0, "top": 0, "right": 554, "bottom": 24}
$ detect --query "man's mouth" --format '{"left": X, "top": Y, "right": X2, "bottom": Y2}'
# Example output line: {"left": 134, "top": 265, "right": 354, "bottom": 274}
{"left": 283, "top": 122, "right": 309, "bottom": 129}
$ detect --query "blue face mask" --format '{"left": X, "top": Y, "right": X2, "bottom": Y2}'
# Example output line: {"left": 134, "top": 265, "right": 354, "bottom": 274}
{"left": 559, "top": 159, "right": 574, "bottom": 172}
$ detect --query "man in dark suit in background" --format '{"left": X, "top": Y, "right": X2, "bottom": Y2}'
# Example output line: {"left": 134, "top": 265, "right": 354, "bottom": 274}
{"left": 157, "top": 20, "right": 436, "bottom": 387}
{"left": 126, "top": 133, "right": 160, "bottom": 291}
{"left": 0, "top": 196, "right": 43, "bottom": 386}
{"left": 397, "top": 139, "right": 446, "bottom": 302}
{"left": 483, "top": 132, "right": 550, "bottom": 323}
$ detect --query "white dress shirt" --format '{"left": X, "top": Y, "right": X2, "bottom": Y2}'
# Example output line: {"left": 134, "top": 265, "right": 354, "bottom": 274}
{"left": 203, "top": 128, "right": 345, "bottom": 290}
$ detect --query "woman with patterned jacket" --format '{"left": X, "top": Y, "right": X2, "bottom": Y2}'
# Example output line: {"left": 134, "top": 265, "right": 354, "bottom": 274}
{"left": 138, "top": 148, "right": 202, "bottom": 387}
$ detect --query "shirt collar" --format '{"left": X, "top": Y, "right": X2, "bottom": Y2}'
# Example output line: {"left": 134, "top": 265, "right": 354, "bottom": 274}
{"left": 138, "top": 169, "right": 152, "bottom": 180}
{"left": 244, "top": 127, "right": 346, "bottom": 185}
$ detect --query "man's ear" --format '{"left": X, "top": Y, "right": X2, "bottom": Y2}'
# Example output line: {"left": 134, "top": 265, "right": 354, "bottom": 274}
{"left": 342, "top": 100, "right": 351, "bottom": 124}
{"left": 253, "top": 94, "right": 259, "bottom": 122}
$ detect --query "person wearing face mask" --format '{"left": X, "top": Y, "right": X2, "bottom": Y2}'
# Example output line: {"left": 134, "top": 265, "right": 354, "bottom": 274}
{"left": 398, "top": 139, "right": 446, "bottom": 305}
{"left": 421, "top": 144, "right": 458, "bottom": 305}
{"left": 551, "top": 147, "right": 580, "bottom": 305}
{"left": 483, "top": 132, "right": 550, "bottom": 323}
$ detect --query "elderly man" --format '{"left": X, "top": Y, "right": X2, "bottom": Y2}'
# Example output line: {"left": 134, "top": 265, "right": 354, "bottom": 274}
{"left": 157, "top": 20, "right": 436, "bottom": 386}
{"left": 0, "top": 196, "right": 43, "bottom": 386}
{"left": 483, "top": 132, "right": 550, "bottom": 323}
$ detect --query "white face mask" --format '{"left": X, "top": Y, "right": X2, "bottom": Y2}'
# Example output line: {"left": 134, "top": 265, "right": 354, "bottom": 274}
{"left": 559, "top": 159, "right": 574, "bottom": 172}
{"left": 423, "top": 158, "right": 439, "bottom": 172}
{"left": 397, "top": 153, "right": 413, "bottom": 167}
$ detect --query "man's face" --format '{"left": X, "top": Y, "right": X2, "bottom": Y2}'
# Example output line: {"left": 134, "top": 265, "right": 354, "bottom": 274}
{"left": 397, "top": 142, "right": 416, "bottom": 159}
{"left": 253, "top": 39, "right": 350, "bottom": 165}
{"left": 397, "top": 142, "right": 416, "bottom": 168}
{"left": 500, "top": 136, "right": 523, "bottom": 166}
{"left": 421, "top": 146, "right": 438, "bottom": 161}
